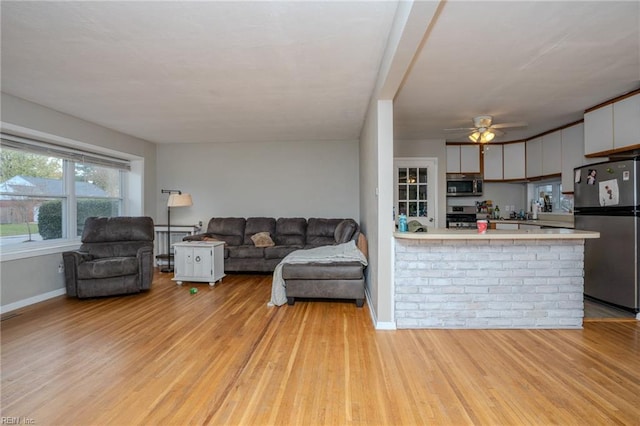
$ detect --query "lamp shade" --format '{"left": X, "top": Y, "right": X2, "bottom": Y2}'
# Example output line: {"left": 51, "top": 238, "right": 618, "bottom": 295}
{"left": 469, "top": 130, "right": 495, "bottom": 143}
{"left": 167, "top": 193, "right": 193, "bottom": 207}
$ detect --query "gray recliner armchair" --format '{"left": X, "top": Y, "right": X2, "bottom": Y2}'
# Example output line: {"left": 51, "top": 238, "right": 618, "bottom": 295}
{"left": 62, "top": 216, "right": 155, "bottom": 298}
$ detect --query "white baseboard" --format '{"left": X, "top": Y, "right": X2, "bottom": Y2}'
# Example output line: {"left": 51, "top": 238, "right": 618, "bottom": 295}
{"left": 365, "top": 287, "right": 397, "bottom": 330}
{"left": 1, "top": 288, "right": 66, "bottom": 314}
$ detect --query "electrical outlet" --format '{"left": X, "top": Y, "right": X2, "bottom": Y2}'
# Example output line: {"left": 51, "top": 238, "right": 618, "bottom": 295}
{"left": 58, "top": 263, "right": 64, "bottom": 274}
{"left": 198, "top": 220, "right": 203, "bottom": 227}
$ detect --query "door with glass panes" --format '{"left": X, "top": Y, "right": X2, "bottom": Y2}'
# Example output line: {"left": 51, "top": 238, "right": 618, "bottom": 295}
{"left": 394, "top": 158, "right": 437, "bottom": 228}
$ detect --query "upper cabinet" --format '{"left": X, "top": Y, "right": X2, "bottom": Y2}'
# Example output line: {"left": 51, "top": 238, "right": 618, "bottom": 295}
{"left": 446, "top": 145, "right": 460, "bottom": 173}
{"left": 446, "top": 144, "right": 480, "bottom": 173}
{"left": 526, "top": 137, "right": 543, "bottom": 178}
{"left": 584, "top": 104, "right": 614, "bottom": 155}
{"left": 584, "top": 91, "right": 640, "bottom": 156}
{"left": 613, "top": 93, "right": 640, "bottom": 149}
{"left": 561, "top": 123, "right": 584, "bottom": 193}
{"left": 502, "top": 142, "right": 526, "bottom": 180}
{"left": 482, "top": 144, "right": 503, "bottom": 180}
{"left": 542, "top": 130, "right": 562, "bottom": 176}
{"left": 460, "top": 145, "right": 480, "bottom": 173}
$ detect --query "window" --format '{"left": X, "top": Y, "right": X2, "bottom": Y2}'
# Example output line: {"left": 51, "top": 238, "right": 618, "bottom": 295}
{"left": 0, "top": 134, "right": 129, "bottom": 248}
{"left": 530, "top": 180, "right": 574, "bottom": 213}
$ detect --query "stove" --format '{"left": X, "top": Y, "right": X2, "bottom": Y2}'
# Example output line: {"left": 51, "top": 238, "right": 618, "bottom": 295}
{"left": 446, "top": 206, "right": 477, "bottom": 229}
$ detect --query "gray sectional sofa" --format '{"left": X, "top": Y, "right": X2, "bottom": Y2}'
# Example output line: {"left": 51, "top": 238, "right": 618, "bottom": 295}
{"left": 183, "top": 217, "right": 366, "bottom": 306}
{"left": 183, "top": 217, "right": 360, "bottom": 273}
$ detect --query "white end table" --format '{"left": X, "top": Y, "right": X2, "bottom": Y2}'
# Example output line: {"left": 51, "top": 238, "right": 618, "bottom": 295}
{"left": 172, "top": 241, "right": 225, "bottom": 286}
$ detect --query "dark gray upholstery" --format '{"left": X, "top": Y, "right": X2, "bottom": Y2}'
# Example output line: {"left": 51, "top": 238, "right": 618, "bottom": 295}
{"left": 62, "top": 216, "right": 154, "bottom": 299}
{"left": 184, "top": 217, "right": 360, "bottom": 273}
{"left": 204, "top": 217, "right": 246, "bottom": 246}
{"left": 274, "top": 218, "right": 306, "bottom": 246}
{"left": 282, "top": 261, "right": 365, "bottom": 307}
{"left": 243, "top": 217, "right": 276, "bottom": 245}
{"left": 183, "top": 216, "right": 366, "bottom": 305}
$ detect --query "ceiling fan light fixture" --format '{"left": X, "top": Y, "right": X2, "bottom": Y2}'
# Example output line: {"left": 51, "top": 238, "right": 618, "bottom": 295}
{"left": 482, "top": 130, "right": 495, "bottom": 143}
{"left": 468, "top": 131, "right": 481, "bottom": 143}
{"left": 469, "top": 130, "right": 495, "bottom": 143}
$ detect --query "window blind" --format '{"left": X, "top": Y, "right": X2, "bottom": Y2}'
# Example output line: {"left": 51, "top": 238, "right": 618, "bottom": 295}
{"left": 0, "top": 133, "right": 131, "bottom": 171}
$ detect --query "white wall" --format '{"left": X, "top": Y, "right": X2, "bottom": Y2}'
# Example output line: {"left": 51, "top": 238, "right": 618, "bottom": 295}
{"left": 155, "top": 140, "right": 360, "bottom": 226}
{"left": 1, "top": 92, "right": 157, "bottom": 310}
{"left": 394, "top": 139, "right": 447, "bottom": 227}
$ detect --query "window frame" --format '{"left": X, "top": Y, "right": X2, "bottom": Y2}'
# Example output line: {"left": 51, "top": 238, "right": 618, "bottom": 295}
{"left": 527, "top": 179, "right": 574, "bottom": 214}
{"left": 0, "top": 127, "right": 140, "bottom": 260}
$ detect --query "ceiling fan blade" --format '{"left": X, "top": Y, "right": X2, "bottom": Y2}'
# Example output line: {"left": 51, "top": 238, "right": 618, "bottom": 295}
{"left": 443, "top": 127, "right": 476, "bottom": 132}
{"left": 491, "top": 121, "right": 528, "bottom": 129}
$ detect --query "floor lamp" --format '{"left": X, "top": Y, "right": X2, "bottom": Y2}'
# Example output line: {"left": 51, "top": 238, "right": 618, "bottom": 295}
{"left": 160, "top": 189, "right": 193, "bottom": 273}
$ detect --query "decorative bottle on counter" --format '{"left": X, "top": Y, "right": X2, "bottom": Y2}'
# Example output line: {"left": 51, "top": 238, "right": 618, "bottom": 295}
{"left": 494, "top": 205, "right": 500, "bottom": 220}
{"left": 398, "top": 214, "right": 408, "bottom": 232}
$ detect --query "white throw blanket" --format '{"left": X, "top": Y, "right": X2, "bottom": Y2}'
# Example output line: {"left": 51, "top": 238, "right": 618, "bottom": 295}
{"left": 268, "top": 240, "right": 368, "bottom": 307}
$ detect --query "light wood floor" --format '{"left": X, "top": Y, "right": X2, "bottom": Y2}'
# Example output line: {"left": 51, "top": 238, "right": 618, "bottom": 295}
{"left": 2, "top": 271, "right": 639, "bottom": 425}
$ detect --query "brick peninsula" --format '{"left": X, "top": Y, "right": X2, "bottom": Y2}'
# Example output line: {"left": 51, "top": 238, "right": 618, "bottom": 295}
{"left": 394, "top": 228, "right": 599, "bottom": 329}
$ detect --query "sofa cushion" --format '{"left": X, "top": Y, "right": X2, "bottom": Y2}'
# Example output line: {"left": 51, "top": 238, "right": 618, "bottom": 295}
{"left": 205, "top": 218, "right": 246, "bottom": 246}
{"left": 77, "top": 257, "right": 139, "bottom": 279}
{"left": 334, "top": 219, "right": 358, "bottom": 243}
{"left": 275, "top": 218, "right": 307, "bottom": 246}
{"left": 264, "top": 245, "right": 302, "bottom": 260}
{"left": 243, "top": 217, "right": 277, "bottom": 245}
{"left": 306, "top": 218, "right": 344, "bottom": 246}
{"left": 251, "top": 232, "right": 275, "bottom": 247}
{"left": 227, "top": 245, "right": 265, "bottom": 259}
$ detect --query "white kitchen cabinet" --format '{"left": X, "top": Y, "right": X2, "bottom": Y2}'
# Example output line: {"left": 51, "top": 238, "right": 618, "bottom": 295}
{"left": 613, "top": 93, "right": 640, "bottom": 150}
{"left": 447, "top": 144, "right": 480, "bottom": 173}
{"left": 502, "top": 142, "right": 526, "bottom": 180}
{"left": 584, "top": 104, "right": 614, "bottom": 155}
{"left": 482, "top": 144, "right": 503, "bottom": 180}
{"left": 542, "top": 130, "right": 562, "bottom": 176}
{"left": 460, "top": 145, "right": 481, "bottom": 173}
{"left": 526, "top": 137, "right": 543, "bottom": 178}
{"left": 446, "top": 145, "right": 461, "bottom": 173}
{"left": 561, "top": 123, "right": 584, "bottom": 193}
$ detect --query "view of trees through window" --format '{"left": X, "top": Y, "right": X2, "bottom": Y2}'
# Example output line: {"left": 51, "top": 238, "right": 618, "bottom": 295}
{"left": 0, "top": 147, "right": 124, "bottom": 246}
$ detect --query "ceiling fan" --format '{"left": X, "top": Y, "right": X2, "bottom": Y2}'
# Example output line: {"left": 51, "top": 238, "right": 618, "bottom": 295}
{"left": 444, "top": 115, "right": 527, "bottom": 143}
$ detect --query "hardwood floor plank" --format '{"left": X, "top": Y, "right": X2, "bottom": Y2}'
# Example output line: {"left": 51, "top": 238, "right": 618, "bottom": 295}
{"left": 2, "top": 271, "right": 639, "bottom": 425}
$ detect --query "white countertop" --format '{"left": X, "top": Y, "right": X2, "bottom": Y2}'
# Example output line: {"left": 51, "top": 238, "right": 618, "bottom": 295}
{"left": 394, "top": 228, "right": 599, "bottom": 240}
{"left": 490, "top": 219, "right": 574, "bottom": 229}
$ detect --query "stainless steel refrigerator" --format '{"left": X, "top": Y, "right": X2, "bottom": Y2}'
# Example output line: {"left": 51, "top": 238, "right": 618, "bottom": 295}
{"left": 574, "top": 157, "right": 639, "bottom": 312}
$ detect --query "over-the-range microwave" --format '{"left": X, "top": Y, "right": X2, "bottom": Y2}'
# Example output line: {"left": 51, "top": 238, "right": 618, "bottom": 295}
{"left": 446, "top": 174, "right": 483, "bottom": 197}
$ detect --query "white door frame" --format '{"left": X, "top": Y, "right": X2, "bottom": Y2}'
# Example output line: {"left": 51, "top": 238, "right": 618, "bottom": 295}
{"left": 393, "top": 157, "right": 439, "bottom": 228}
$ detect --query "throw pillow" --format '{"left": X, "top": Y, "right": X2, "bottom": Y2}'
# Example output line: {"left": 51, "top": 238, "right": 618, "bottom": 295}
{"left": 334, "top": 219, "right": 357, "bottom": 243}
{"left": 251, "top": 232, "right": 275, "bottom": 248}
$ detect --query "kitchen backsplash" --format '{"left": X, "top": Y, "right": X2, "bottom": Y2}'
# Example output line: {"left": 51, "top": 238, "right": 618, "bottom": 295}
{"left": 447, "top": 182, "right": 527, "bottom": 213}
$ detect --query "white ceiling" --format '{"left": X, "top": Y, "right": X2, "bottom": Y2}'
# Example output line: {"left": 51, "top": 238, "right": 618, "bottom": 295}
{"left": 394, "top": 0, "right": 640, "bottom": 142}
{"left": 1, "top": 1, "right": 639, "bottom": 145}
